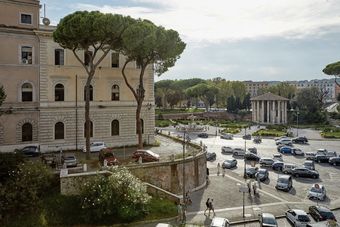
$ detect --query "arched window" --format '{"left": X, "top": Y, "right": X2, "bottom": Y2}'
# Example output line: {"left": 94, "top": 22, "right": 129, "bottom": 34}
{"left": 84, "top": 121, "right": 93, "bottom": 138}
{"left": 111, "top": 85, "right": 120, "bottom": 101}
{"left": 22, "top": 83, "right": 33, "bottom": 102}
{"left": 111, "top": 120, "right": 119, "bottom": 136}
{"left": 22, "top": 123, "right": 32, "bottom": 142}
{"left": 136, "top": 119, "right": 144, "bottom": 134}
{"left": 84, "top": 85, "right": 93, "bottom": 101}
{"left": 55, "top": 83, "right": 64, "bottom": 101}
{"left": 55, "top": 122, "right": 64, "bottom": 140}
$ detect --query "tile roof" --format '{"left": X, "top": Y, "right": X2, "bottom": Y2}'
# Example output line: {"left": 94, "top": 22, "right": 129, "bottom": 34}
{"left": 250, "top": 92, "right": 289, "bottom": 101}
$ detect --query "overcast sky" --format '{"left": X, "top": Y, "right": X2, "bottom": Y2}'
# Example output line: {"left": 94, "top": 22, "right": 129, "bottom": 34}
{"left": 41, "top": 0, "right": 340, "bottom": 82}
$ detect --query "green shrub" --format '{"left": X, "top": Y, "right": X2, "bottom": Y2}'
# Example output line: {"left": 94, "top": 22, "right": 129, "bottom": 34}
{"left": 0, "top": 161, "right": 54, "bottom": 219}
{"left": 80, "top": 167, "right": 151, "bottom": 221}
{"left": 0, "top": 152, "right": 25, "bottom": 182}
{"left": 252, "top": 129, "right": 286, "bottom": 137}
{"left": 155, "top": 120, "right": 172, "bottom": 127}
{"left": 266, "top": 124, "right": 287, "bottom": 131}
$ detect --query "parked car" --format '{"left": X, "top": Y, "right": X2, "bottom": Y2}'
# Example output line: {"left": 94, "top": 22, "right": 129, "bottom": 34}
{"left": 132, "top": 149, "right": 160, "bottom": 162}
{"left": 308, "top": 184, "right": 326, "bottom": 201}
{"left": 292, "top": 136, "right": 308, "bottom": 144}
{"left": 222, "top": 158, "right": 237, "bottom": 169}
{"left": 275, "top": 175, "right": 292, "bottom": 192}
{"left": 221, "top": 146, "right": 233, "bottom": 154}
{"left": 198, "top": 133, "right": 209, "bottom": 138}
{"left": 276, "top": 138, "right": 293, "bottom": 146}
{"left": 273, "top": 154, "right": 283, "bottom": 162}
{"left": 206, "top": 152, "right": 217, "bottom": 161}
{"left": 210, "top": 217, "right": 230, "bottom": 227}
{"left": 315, "top": 151, "right": 337, "bottom": 163}
{"left": 16, "top": 145, "right": 40, "bottom": 157}
{"left": 243, "top": 134, "right": 251, "bottom": 140}
{"left": 303, "top": 160, "right": 315, "bottom": 170}
{"left": 277, "top": 144, "right": 285, "bottom": 152}
{"left": 244, "top": 152, "right": 261, "bottom": 161}
{"left": 305, "top": 152, "right": 316, "bottom": 160}
{"left": 232, "top": 148, "right": 246, "bottom": 156}
{"left": 83, "top": 142, "right": 107, "bottom": 153}
{"left": 280, "top": 146, "right": 294, "bottom": 154}
{"left": 99, "top": 148, "right": 119, "bottom": 166}
{"left": 282, "top": 163, "right": 297, "bottom": 175}
{"left": 292, "top": 167, "right": 319, "bottom": 179}
{"left": 156, "top": 224, "right": 173, "bottom": 227}
{"left": 275, "top": 136, "right": 289, "bottom": 141}
{"left": 309, "top": 206, "right": 336, "bottom": 222}
{"left": 329, "top": 157, "right": 340, "bottom": 166}
{"left": 292, "top": 148, "right": 304, "bottom": 156}
{"left": 248, "top": 147, "right": 257, "bottom": 154}
{"left": 285, "top": 209, "right": 311, "bottom": 227}
{"left": 255, "top": 168, "right": 269, "bottom": 181}
{"left": 259, "top": 213, "right": 278, "bottom": 227}
{"left": 272, "top": 161, "right": 284, "bottom": 171}
{"left": 246, "top": 167, "right": 259, "bottom": 178}
{"left": 61, "top": 154, "right": 77, "bottom": 168}
{"left": 259, "top": 157, "right": 275, "bottom": 166}
{"left": 220, "top": 133, "right": 233, "bottom": 140}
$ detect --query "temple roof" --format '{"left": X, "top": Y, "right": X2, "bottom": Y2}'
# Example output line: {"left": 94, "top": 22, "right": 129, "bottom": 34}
{"left": 250, "top": 92, "right": 289, "bottom": 101}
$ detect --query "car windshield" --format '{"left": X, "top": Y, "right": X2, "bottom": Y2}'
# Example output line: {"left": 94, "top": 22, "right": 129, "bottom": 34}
{"left": 104, "top": 153, "right": 114, "bottom": 158}
{"left": 263, "top": 217, "right": 277, "bottom": 225}
{"left": 64, "top": 156, "right": 75, "bottom": 160}
{"left": 259, "top": 169, "right": 266, "bottom": 174}
{"left": 311, "top": 187, "right": 322, "bottom": 193}
{"left": 320, "top": 211, "right": 335, "bottom": 219}
{"left": 226, "top": 160, "right": 233, "bottom": 163}
{"left": 298, "top": 215, "right": 310, "bottom": 222}
{"left": 278, "top": 178, "right": 288, "bottom": 183}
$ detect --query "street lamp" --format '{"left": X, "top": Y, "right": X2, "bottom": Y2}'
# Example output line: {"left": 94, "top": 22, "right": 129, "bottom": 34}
{"left": 182, "top": 129, "right": 187, "bottom": 224}
{"left": 290, "top": 107, "right": 299, "bottom": 137}
{"left": 243, "top": 127, "right": 247, "bottom": 179}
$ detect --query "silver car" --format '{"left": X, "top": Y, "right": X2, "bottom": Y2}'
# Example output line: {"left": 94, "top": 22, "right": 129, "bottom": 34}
{"left": 307, "top": 184, "right": 326, "bottom": 201}
{"left": 285, "top": 209, "right": 311, "bottom": 227}
{"left": 62, "top": 154, "right": 77, "bottom": 168}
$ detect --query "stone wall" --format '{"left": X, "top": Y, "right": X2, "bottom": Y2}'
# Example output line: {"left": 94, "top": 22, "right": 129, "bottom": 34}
{"left": 156, "top": 112, "right": 251, "bottom": 121}
{"left": 60, "top": 151, "right": 206, "bottom": 196}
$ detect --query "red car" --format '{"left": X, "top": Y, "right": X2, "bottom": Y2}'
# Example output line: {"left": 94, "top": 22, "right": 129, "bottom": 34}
{"left": 132, "top": 150, "right": 160, "bottom": 162}
{"left": 99, "top": 148, "right": 119, "bottom": 166}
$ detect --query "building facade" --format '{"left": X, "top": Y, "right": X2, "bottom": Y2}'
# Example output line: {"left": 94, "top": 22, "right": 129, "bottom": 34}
{"left": 244, "top": 81, "right": 270, "bottom": 97}
{"left": 0, "top": 0, "right": 155, "bottom": 152}
{"left": 251, "top": 93, "right": 289, "bottom": 124}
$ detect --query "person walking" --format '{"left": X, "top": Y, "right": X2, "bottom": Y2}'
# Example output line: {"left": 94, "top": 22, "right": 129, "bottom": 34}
{"left": 217, "top": 163, "right": 221, "bottom": 176}
{"left": 247, "top": 180, "right": 251, "bottom": 195}
{"left": 204, "top": 198, "right": 210, "bottom": 215}
{"left": 253, "top": 182, "right": 257, "bottom": 195}
{"left": 209, "top": 199, "right": 215, "bottom": 216}
{"left": 206, "top": 168, "right": 210, "bottom": 184}
{"left": 222, "top": 167, "right": 225, "bottom": 177}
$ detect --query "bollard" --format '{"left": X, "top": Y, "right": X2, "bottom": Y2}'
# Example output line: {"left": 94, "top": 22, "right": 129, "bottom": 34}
{"left": 83, "top": 163, "right": 87, "bottom": 172}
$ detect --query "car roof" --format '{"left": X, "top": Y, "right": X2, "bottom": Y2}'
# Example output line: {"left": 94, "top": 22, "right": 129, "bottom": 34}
{"left": 291, "top": 209, "right": 308, "bottom": 215}
{"left": 314, "top": 206, "right": 331, "bottom": 212}
{"left": 226, "top": 158, "right": 236, "bottom": 161}
{"left": 211, "top": 217, "right": 228, "bottom": 225}
{"left": 311, "top": 184, "right": 324, "bottom": 189}
{"left": 262, "top": 213, "right": 275, "bottom": 219}
{"left": 278, "top": 174, "right": 291, "bottom": 179}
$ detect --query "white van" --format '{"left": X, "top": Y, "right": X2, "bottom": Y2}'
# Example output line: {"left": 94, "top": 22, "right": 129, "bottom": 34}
{"left": 276, "top": 139, "right": 292, "bottom": 146}
{"left": 282, "top": 163, "right": 297, "bottom": 174}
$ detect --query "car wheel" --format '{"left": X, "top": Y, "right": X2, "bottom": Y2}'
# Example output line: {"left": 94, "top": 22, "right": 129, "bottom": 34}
{"left": 295, "top": 174, "right": 299, "bottom": 178}
{"left": 235, "top": 152, "right": 238, "bottom": 156}
{"left": 318, "top": 160, "right": 321, "bottom": 163}
{"left": 313, "top": 175, "right": 317, "bottom": 179}
{"left": 333, "top": 163, "right": 336, "bottom": 166}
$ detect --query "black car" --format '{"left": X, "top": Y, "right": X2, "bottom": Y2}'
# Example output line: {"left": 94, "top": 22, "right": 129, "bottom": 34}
{"left": 16, "top": 145, "right": 40, "bottom": 157}
{"left": 315, "top": 155, "right": 331, "bottom": 163}
{"left": 198, "top": 133, "right": 209, "bottom": 138}
{"left": 309, "top": 206, "right": 336, "bottom": 222}
{"left": 329, "top": 157, "right": 340, "bottom": 166}
{"left": 272, "top": 161, "right": 284, "bottom": 171}
{"left": 292, "top": 136, "right": 308, "bottom": 144}
{"left": 206, "top": 152, "right": 216, "bottom": 161}
{"left": 246, "top": 167, "right": 259, "bottom": 178}
{"left": 291, "top": 167, "right": 319, "bottom": 179}
{"left": 244, "top": 152, "right": 260, "bottom": 161}
{"left": 243, "top": 134, "right": 251, "bottom": 140}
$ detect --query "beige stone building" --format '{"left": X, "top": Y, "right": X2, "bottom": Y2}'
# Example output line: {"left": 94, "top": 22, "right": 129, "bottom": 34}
{"left": 0, "top": 0, "right": 155, "bottom": 152}
{"left": 251, "top": 93, "right": 289, "bottom": 124}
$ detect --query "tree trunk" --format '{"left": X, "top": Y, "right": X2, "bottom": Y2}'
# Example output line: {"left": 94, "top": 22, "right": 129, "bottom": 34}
{"left": 136, "top": 101, "right": 143, "bottom": 149}
{"left": 85, "top": 73, "right": 94, "bottom": 160}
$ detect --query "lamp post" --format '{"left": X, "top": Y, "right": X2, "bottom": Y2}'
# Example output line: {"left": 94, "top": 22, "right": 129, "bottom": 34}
{"left": 243, "top": 127, "right": 247, "bottom": 179}
{"left": 290, "top": 107, "right": 299, "bottom": 137}
{"left": 182, "top": 129, "right": 187, "bottom": 224}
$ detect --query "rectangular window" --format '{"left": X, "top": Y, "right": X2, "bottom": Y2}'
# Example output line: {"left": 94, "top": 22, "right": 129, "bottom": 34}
{"left": 20, "top": 13, "right": 32, "bottom": 24}
{"left": 111, "top": 52, "right": 119, "bottom": 68}
{"left": 21, "top": 46, "right": 32, "bottom": 64}
{"left": 55, "top": 49, "right": 64, "bottom": 65}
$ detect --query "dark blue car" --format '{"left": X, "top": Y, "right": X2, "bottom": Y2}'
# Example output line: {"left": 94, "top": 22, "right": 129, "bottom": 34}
{"left": 280, "top": 146, "right": 293, "bottom": 154}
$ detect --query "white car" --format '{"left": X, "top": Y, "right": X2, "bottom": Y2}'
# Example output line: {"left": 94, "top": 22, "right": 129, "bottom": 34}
{"left": 221, "top": 146, "right": 233, "bottom": 154}
{"left": 276, "top": 138, "right": 293, "bottom": 146}
{"left": 210, "top": 217, "right": 230, "bottom": 227}
{"left": 285, "top": 209, "right": 311, "bottom": 227}
{"left": 232, "top": 148, "right": 246, "bottom": 156}
{"left": 307, "top": 184, "right": 326, "bottom": 201}
{"left": 292, "top": 148, "right": 304, "bottom": 155}
{"left": 83, "top": 142, "right": 107, "bottom": 153}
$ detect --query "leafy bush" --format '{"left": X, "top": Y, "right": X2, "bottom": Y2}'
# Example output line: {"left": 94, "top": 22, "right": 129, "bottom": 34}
{"left": 266, "top": 124, "right": 287, "bottom": 131}
{"left": 0, "top": 152, "right": 25, "bottom": 182}
{"left": 155, "top": 120, "right": 172, "bottom": 127}
{"left": 222, "top": 128, "right": 241, "bottom": 134}
{"left": 252, "top": 129, "right": 287, "bottom": 137}
{"left": 80, "top": 167, "right": 151, "bottom": 221}
{"left": 0, "top": 161, "right": 53, "bottom": 219}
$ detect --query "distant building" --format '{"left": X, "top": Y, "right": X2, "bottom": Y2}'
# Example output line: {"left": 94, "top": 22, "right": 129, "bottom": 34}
{"left": 251, "top": 93, "right": 289, "bottom": 124}
{"left": 244, "top": 81, "right": 270, "bottom": 97}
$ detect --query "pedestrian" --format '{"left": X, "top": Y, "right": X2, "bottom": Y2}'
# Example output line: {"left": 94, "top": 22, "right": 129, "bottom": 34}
{"left": 204, "top": 198, "right": 210, "bottom": 215}
{"left": 222, "top": 167, "right": 225, "bottom": 177}
{"left": 206, "top": 168, "right": 210, "bottom": 184}
{"left": 247, "top": 180, "right": 251, "bottom": 195}
{"left": 176, "top": 201, "right": 182, "bottom": 222}
{"left": 209, "top": 199, "right": 215, "bottom": 216}
{"left": 253, "top": 182, "right": 257, "bottom": 195}
{"left": 217, "top": 163, "right": 220, "bottom": 176}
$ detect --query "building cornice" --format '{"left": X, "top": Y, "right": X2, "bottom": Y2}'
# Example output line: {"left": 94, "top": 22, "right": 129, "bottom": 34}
{"left": 0, "top": 0, "right": 39, "bottom": 7}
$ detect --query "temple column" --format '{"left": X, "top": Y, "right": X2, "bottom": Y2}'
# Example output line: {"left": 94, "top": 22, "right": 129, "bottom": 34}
{"left": 271, "top": 101, "right": 275, "bottom": 124}
{"left": 256, "top": 101, "right": 260, "bottom": 123}
{"left": 278, "top": 101, "right": 281, "bottom": 124}
{"left": 261, "top": 100, "right": 265, "bottom": 123}
{"left": 266, "top": 101, "right": 270, "bottom": 124}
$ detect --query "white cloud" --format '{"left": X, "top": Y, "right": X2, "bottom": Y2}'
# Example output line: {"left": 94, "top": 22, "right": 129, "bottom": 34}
{"left": 73, "top": 0, "right": 340, "bottom": 43}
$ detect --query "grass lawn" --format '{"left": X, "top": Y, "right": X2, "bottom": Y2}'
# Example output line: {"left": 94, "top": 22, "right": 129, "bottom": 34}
{"left": 4, "top": 190, "right": 177, "bottom": 226}
{"left": 321, "top": 131, "right": 340, "bottom": 139}
{"left": 156, "top": 108, "right": 204, "bottom": 115}
{"left": 221, "top": 128, "right": 241, "bottom": 134}
{"left": 252, "top": 129, "right": 287, "bottom": 137}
